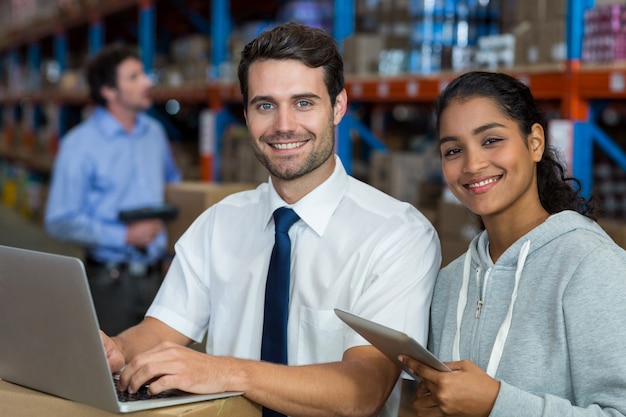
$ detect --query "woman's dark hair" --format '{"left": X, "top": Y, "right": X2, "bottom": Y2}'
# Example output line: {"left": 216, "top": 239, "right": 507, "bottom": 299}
{"left": 237, "top": 22, "right": 344, "bottom": 108}
{"left": 435, "top": 71, "right": 596, "bottom": 220}
{"left": 86, "top": 44, "right": 140, "bottom": 107}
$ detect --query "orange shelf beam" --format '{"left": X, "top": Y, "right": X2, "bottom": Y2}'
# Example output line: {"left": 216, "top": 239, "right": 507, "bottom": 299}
{"left": 577, "top": 66, "right": 626, "bottom": 100}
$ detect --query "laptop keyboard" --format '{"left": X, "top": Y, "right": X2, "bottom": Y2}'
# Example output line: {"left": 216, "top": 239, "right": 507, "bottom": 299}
{"left": 113, "top": 373, "right": 182, "bottom": 402}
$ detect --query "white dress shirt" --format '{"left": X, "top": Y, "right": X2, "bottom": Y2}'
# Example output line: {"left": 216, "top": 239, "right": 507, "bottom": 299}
{"left": 147, "top": 156, "right": 441, "bottom": 416}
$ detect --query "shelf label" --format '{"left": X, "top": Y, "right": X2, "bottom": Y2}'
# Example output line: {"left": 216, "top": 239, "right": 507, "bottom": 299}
{"left": 406, "top": 82, "right": 419, "bottom": 97}
{"left": 609, "top": 73, "right": 625, "bottom": 92}
{"left": 199, "top": 109, "right": 216, "bottom": 156}
{"left": 377, "top": 83, "right": 390, "bottom": 98}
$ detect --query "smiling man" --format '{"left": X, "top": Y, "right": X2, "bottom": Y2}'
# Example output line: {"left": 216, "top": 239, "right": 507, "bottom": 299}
{"left": 101, "top": 23, "right": 441, "bottom": 417}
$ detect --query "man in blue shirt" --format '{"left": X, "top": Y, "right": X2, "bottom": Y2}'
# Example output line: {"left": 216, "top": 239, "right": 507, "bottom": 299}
{"left": 45, "top": 44, "right": 181, "bottom": 334}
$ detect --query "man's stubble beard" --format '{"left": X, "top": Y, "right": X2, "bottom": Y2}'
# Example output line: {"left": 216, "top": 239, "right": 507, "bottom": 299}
{"left": 250, "top": 116, "right": 335, "bottom": 181}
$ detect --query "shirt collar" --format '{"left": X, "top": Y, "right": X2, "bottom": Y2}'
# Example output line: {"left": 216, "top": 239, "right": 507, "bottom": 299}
{"left": 93, "top": 106, "right": 149, "bottom": 138}
{"left": 265, "top": 155, "right": 349, "bottom": 236}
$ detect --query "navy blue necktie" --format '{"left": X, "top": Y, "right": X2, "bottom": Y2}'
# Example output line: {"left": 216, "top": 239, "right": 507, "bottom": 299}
{"left": 261, "top": 207, "right": 299, "bottom": 417}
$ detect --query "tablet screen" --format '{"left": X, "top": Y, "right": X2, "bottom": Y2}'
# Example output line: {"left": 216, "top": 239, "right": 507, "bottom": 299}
{"left": 334, "top": 309, "right": 451, "bottom": 378}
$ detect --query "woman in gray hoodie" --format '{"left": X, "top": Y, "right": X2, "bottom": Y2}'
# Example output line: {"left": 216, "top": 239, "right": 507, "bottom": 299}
{"left": 400, "top": 71, "right": 626, "bottom": 417}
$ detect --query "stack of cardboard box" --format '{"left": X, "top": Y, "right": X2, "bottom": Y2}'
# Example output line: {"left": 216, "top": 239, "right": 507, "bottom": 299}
{"left": 501, "top": 0, "right": 567, "bottom": 66}
{"left": 434, "top": 198, "right": 480, "bottom": 267}
{"left": 164, "top": 181, "right": 257, "bottom": 253}
{"left": 220, "top": 126, "right": 269, "bottom": 185}
{"left": 369, "top": 147, "right": 442, "bottom": 207}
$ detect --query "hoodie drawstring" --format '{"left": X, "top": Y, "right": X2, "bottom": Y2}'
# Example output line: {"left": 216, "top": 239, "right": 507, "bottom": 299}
{"left": 453, "top": 251, "right": 472, "bottom": 363}
{"left": 453, "top": 240, "right": 531, "bottom": 377}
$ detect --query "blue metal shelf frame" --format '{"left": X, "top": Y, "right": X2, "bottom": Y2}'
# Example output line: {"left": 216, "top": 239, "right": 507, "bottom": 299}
{"left": 210, "top": 0, "right": 230, "bottom": 80}
{"left": 88, "top": 19, "right": 105, "bottom": 57}
{"left": 54, "top": 32, "right": 69, "bottom": 137}
{"left": 332, "top": 0, "right": 387, "bottom": 173}
{"left": 333, "top": 0, "right": 355, "bottom": 50}
{"left": 139, "top": 1, "right": 156, "bottom": 74}
{"left": 568, "top": 0, "right": 626, "bottom": 199}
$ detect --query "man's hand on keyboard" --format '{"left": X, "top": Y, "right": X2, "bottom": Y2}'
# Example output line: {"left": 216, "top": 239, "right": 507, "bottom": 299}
{"left": 115, "top": 341, "right": 236, "bottom": 396}
{"left": 100, "top": 330, "right": 125, "bottom": 373}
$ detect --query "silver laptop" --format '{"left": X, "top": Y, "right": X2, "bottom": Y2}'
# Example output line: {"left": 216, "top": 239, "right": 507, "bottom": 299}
{"left": 0, "top": 245, "right": 242, "bottom": 413}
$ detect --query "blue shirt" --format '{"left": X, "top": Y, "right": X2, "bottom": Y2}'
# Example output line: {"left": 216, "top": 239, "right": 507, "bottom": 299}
{"left": 45, "top": 107, "right": 181, "bottom": 264}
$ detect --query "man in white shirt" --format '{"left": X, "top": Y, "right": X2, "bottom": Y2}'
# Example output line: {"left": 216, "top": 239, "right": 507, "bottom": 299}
{"left": 102, "top": 22, "right": 441, "bottom": 417}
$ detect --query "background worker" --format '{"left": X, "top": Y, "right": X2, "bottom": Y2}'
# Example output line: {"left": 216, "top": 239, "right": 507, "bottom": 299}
{"left": 45, "top": 44, "right": 181, "bottom": 335}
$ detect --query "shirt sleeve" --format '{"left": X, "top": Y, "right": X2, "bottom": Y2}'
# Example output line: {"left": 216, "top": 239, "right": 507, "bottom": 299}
{"left": 44, "top": 135, "right": 127, "bottom": 249}
{"left": 146, "top": 208, "right": 214, "bottom": 342}
{"left": 346, "top": 210, "right": 442, "bottom": 348}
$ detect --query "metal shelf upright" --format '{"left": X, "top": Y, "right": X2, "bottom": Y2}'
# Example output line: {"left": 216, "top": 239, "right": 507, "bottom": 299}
{"left": 567, "top": 0, "right": 626, "bottom": 198}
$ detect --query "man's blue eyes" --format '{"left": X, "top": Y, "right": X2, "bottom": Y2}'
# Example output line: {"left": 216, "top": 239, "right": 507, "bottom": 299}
{"left": 258, "top": 101, "right": 312, "bottom": 110}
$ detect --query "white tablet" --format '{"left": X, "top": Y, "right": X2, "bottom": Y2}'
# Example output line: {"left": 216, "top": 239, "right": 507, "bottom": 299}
{"left": 334, "top": 309, "right": 451, "bottom": 379}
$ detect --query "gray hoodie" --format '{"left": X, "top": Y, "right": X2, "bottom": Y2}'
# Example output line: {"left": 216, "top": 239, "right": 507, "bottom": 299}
{"left": 429, "top": 210, "right": 626, "bottom": 416}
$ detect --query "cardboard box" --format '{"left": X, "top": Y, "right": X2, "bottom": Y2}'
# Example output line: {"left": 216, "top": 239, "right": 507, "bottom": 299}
{"left": 440, "top": 236, "right": 471, "bottom": 267}
{"left": 536, "top": 20, "right": 566, "bottom": 63}
{"left": 595, "top": 0, "right": 626, "bottom": 4}
{"left": 0, "top": 379, "right": 260, "bottom": 417}
{"left": 164, "top": 182, "right": 257, "bottom": 253}
{"left": 545, "top": 0, "right": 566, "bottom": 19}
{"left": 435, "top": 200, "right": 480, "bottom": 241}
{"left": 515, "top": 0, "right": 539, "bottom": 22}
{"left": 598, "top": 218, "right": 626, "bottom": 249}
{"left": 369, "top": 150, "right": 442, "bottom": 206}
{"left": 220, "top": 126, "right": 269, "bottom": 184}
{"left": 514, "top": 0, "right": 565, "bottom": 23}
{"left": 343, "top": 33, "right": 385, "bottom": 75}
{"left": 416, "top": 181, "right": 443, "bottom": 211}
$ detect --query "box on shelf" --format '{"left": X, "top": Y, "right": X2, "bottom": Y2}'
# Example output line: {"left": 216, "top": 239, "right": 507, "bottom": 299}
{"left": 536, "top": 20, "right": 566, "bottom": 63}
{"left": 355, "top": 0, "right": 380, "bottom": 32}
{"left": 514, "top": 0, "right": 566, "bottom": 22}
{"left": 220, "top": 125, "right": 269, "bottom": 185}
{"left": 439, "top": 236, "right": 471, "bottom": 267}
{"left": 171, "top": 140, "right": 200, "bottom": 181}
{"left": 170, "top": 34, "right": 211, "bottom": 63}
{"left": 435, "top": 200, "right": 479, "bottom": 242}
{"left": 435, "top": 199, "right": 480, "bottom": 267}
{"left": 416, "top": 181, "right": 444, "bottom": 212}
{"left": 598, "top": 218, "right": 626, "bottom": 249}
{"left": 595, "top": 0, "right": 626, "bottom": 5}
{"left": 369, "top": 149, "right": 441, "bottom": 207}
{"left": 511, "top": 18, "right": 565, "bottom": 66}
{"left": 164, "top": 181, "right": 256, "bottom": 253}
{"left": 513, "top": 23, "right": 534, "bottom": 66}
{"left": 476, "top": 34, "right": 515, "bottom": 69}
{"left": 343, "top": 33, "right": 385, "bottom": 76}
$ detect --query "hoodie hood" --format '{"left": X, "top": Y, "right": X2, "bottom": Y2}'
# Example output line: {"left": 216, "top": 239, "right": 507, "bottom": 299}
{"left": 469, "top": 210, "right": 609, "bottom": 270}
{"left": 446, "top": 210, "right": 612, "bottom": 376}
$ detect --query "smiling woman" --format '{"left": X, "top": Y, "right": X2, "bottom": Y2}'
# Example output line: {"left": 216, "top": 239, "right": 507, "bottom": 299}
{"left": 436, "top": 72, "right": 595, "bottom": 259}
{"left": 438, "top": 95, "right": 548, "bottom": 241}
{"left": 400, "top": 71, "right": 626, "bottom": 417}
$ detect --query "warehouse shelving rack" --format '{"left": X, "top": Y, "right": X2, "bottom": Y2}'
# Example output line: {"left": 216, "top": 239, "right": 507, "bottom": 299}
{"left": 0, "top": 0, "right": 625, "bottom": 196}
